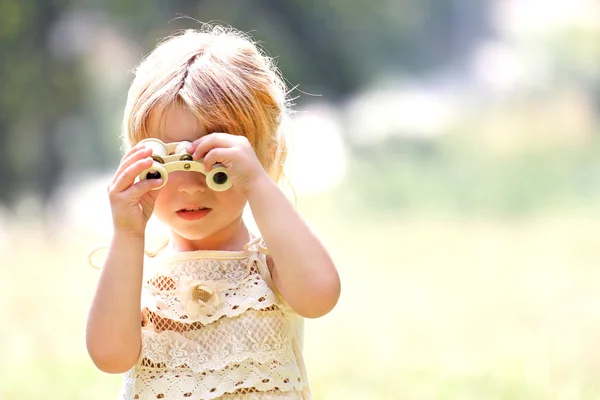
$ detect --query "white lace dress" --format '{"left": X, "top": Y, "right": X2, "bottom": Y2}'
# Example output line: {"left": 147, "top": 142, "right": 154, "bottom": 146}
{"left": 117, "top": 240, "right": 312, "bottom": 400}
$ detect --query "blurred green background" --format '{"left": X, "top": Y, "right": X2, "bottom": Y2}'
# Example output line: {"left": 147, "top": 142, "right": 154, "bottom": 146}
{"left": 1, "top": 1, "right": 600, "bottom": 399}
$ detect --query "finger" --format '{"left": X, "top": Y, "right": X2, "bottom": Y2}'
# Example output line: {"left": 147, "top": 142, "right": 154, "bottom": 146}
{"left": 122, "top": 177, "right": 164, "bottom": 202}
{"left": 203, "top": 147, "right": 236, "bottom": 171}
{"left": 139, "top": 191, "right": 160, "bottom": 219}
{"left": 185, "top": 139, "right": 198, "bottom": 154}
{"left": 119, "top": 143, "right": 153, "bottom": 168}
{"left": 185, "top": 136, "right": 206, "bottom": 155}
{"left": 140, "top": 199, "right": 155, "bottom": 221}
{"left": 186, "top": 133, "right": 227, "bottom": 153}
{"left": 191, "top": 133, "right": 236, "bottom": 160}
{"left": 110, "top": 156, "right": 155, "bottom": 193}
{"left": 144, "top": 186, "right": 162, "bottom": 202}
{"left": 111, "top": 146, "right": 153, "bottom": 186}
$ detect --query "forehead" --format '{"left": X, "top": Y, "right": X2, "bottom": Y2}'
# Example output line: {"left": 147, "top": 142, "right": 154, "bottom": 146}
{"left": 148, "top": 105, "right": 208, "bottom": 143}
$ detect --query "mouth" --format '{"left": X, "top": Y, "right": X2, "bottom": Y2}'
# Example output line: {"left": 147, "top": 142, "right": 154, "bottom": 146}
{"left": 178, "top": 207, "right": 209, "bottom": 212}
{"left": 176, "top": 206, "right": 212, "bottom": 220}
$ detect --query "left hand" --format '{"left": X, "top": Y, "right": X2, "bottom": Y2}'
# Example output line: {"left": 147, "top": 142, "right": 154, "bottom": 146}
{"left": 186, "top": 132, "right": 269, "bottom": 196}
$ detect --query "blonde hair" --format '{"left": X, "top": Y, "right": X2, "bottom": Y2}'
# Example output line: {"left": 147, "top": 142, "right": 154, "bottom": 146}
{"left": 121, "top": 25, "right": 291, "bottom": 183}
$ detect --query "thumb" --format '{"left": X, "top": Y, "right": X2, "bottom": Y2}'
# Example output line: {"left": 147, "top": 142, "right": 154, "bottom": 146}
{"left": 139, "top": 191, "right": 160, "bottom": 220}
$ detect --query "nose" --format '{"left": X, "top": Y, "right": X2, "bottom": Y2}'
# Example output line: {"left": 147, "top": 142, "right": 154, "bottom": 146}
{"left": 171, "top": 171, "right": 208, "bottom": 195}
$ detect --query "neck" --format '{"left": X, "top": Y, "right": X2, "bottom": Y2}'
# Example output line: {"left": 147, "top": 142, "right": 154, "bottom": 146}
{"left": 170, "top": 216, "right": 251, "bottom": 252}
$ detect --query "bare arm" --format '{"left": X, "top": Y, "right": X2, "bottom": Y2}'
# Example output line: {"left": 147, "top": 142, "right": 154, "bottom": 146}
{"left": 188, "top": 133, "right": 341, "bottom": 318}
{"left": 86, "top": 144, "right": 163, "bottom": 373}
{"left": 86, "top": 232, "right": 145, "bottom": 373}
{"left": 246, "top": 177, "right": 341, "bottom": 318}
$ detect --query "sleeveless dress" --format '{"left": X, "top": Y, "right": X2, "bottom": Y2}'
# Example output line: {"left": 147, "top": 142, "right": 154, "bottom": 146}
{"left": 116, "top": 238, "right": 312, "bottom": 400}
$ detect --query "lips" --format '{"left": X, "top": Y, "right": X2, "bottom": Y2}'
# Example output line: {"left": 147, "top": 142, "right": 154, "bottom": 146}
{"left": 179, "top": 207, "right": 208, "bottom": 212}
{"left": 176, "top": 206, "right": 211, "bottom": 221}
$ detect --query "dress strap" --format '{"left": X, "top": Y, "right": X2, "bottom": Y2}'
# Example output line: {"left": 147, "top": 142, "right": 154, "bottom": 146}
{"left": 87, "top": 236, "right": 169, "bottom": 270}
{"left": 243, "top": 236, "right": 295, "bottom": 313}
{"left": 244, "top": 236, "right": 272, "bottom": 281}
{"left": 87, "top": 244, "right": 107, "bottom": 270}
{"left": 244, "top": 236, "right": 270, "bottom": 255}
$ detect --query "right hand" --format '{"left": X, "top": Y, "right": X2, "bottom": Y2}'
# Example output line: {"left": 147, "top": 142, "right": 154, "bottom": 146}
{"left": 107, "top": 144, "right": 164, "bottom": 237}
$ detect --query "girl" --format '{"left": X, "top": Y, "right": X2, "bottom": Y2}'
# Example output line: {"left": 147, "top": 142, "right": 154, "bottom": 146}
{"left": 86, "top": 25, "right": 341, "bottom": 400}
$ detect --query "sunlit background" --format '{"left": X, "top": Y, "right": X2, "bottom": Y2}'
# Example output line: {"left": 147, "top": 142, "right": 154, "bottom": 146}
{"left": 1, "top": 1, "right": 600, "bottom": 399}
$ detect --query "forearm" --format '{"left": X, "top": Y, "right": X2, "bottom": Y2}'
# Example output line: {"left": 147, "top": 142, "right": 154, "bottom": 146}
{"left": 86, "top": 231, "right": 145, "bottom": 373}
{"left": 246, "top": 177, "right": 340, "bottom": 318}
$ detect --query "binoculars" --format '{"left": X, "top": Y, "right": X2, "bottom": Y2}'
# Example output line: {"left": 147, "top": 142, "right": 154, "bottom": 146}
{"left": 137, "top": 138, "right": 231, "bottom": 191}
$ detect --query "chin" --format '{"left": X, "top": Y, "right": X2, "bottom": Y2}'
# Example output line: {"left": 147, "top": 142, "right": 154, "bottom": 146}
{"left": 173, "top": 225, "right": 215, "bottom": 241}
{"left": 173, "top": 220, "right": 237, "bottom": 241}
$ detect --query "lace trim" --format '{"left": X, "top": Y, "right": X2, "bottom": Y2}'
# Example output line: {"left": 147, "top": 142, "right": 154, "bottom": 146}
{"left": 140, "top": 309, "right": 294, "bottom": 372}
{"left": 149, "top": 255, "right": 256, "bottom": 282}
{"left": 219, "top": 389, "right": 302, "bottom": 400}
{"left": 118, "top": 368, "right": 136, "bottom": 400}
{"left": 127, "top": 361, "right": 303, "bottom": 400}
{"left": 142, "top": 272, "right": 280, "bottom": 325}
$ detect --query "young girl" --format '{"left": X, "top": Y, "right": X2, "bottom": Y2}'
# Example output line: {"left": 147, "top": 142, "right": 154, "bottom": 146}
{"left": 86, "top": 25, "right": 341, "bottom": 400}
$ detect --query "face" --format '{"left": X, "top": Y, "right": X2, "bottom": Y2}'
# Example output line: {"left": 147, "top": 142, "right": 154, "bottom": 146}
{"left": 149, "top": 105, "right": 249, "bottom": 251}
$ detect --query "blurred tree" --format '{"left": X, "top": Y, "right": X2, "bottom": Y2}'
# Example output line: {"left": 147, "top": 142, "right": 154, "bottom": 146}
{"left": 0, "top": 0, "right": 495, "bottom": 211}
{"left": 0, "top": 0, "right": 84, "bottom": 207}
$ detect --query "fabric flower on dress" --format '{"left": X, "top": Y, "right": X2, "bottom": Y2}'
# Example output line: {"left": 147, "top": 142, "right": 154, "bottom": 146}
{"left": 178, "top": 276, "right": 230, "bottom": 316}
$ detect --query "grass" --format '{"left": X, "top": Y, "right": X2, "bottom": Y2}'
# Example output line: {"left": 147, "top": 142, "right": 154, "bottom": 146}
{"left": 3, "top": 204, "right": 600, "bottom": 399}
{"left": 306, "top": 212, "right": 600, "bottom": 399}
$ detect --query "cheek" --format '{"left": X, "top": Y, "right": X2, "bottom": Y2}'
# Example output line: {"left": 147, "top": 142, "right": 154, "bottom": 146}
{"left": 215, "top": 191, "right": 247, "bottom": 209}
{"left": 153, "top": 186, "right": 175, "bottom": 214}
